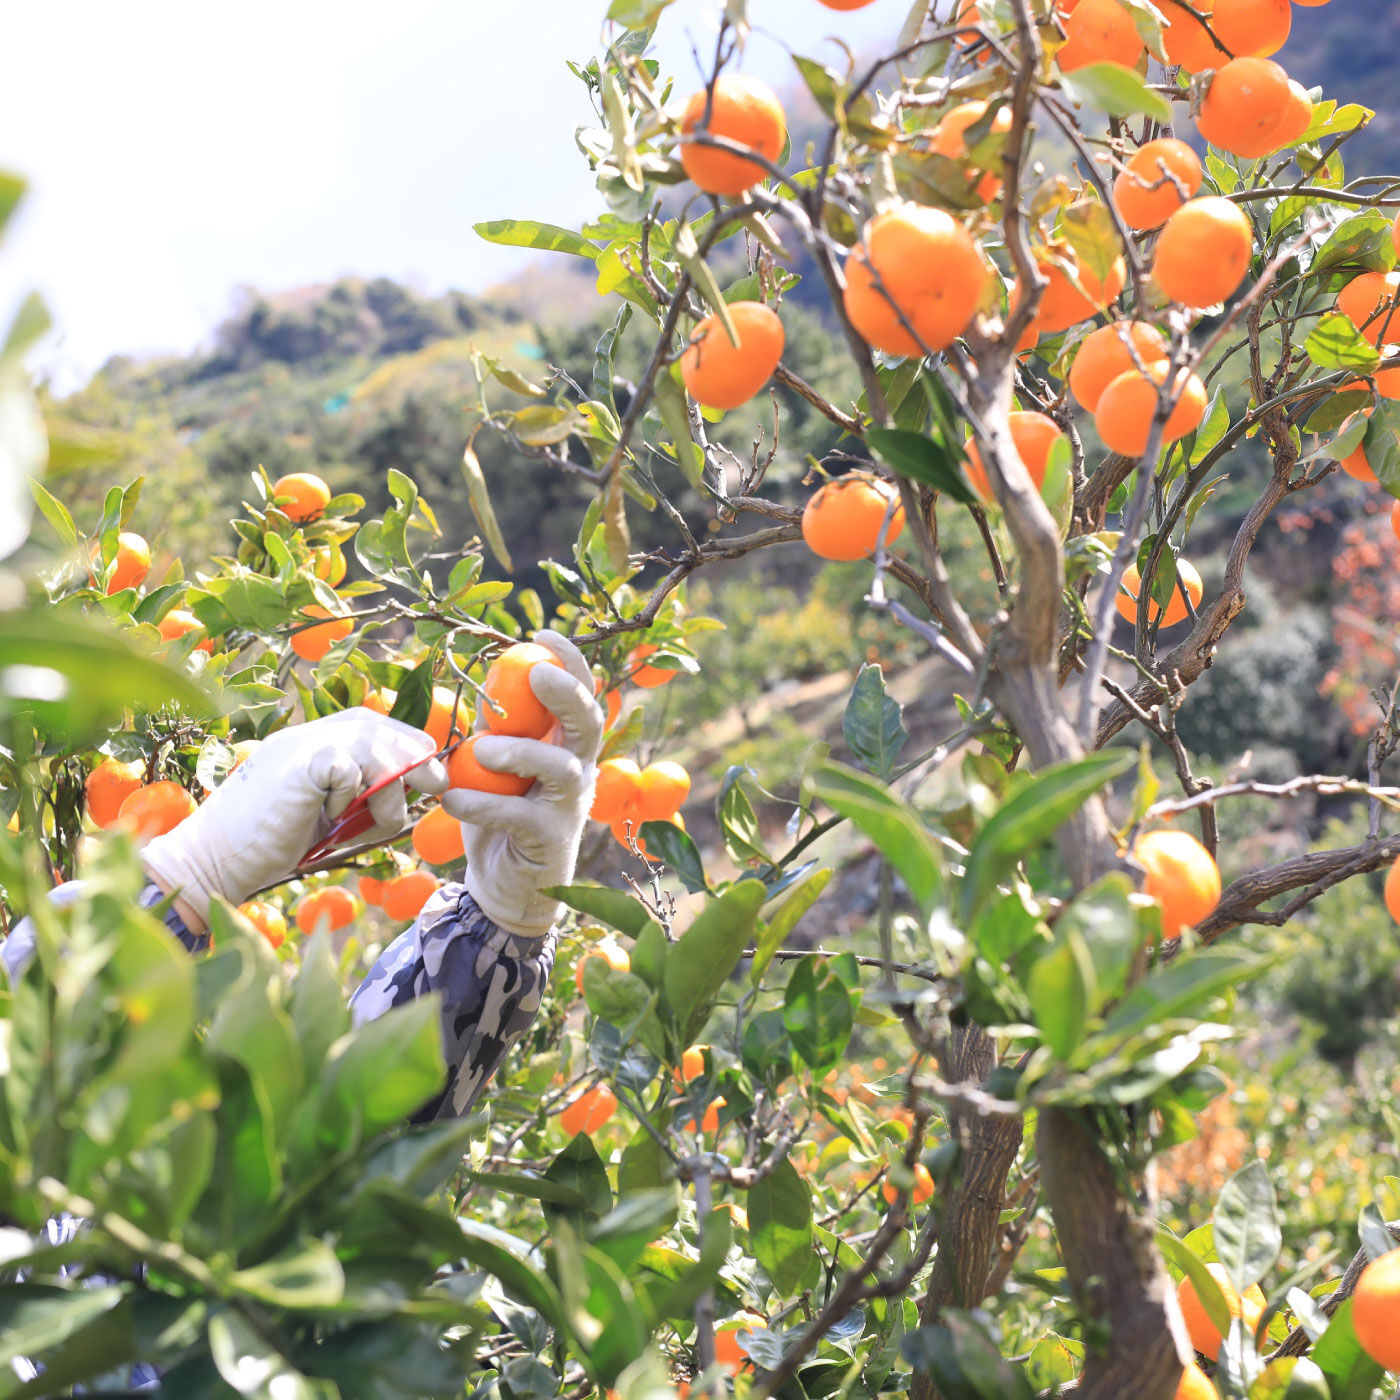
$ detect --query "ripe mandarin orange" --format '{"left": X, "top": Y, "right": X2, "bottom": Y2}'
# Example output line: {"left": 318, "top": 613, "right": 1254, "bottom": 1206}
{"left": 575, "top": 938, "right": 630, "bottom": 994}
{"left": 381, "top": 869, "right": 440, "bottom": 921}
{"left": 676, "top": 1045, "right": 707, "bottom": 1084}
{"left": 424, "top": 686, "right": 473, "bottom": 749}
{"left": 636, "top": 761, "right": 691, "bottom": 821}
{"left": 1211, "top": 0, "right": 1290, "bottom": 58}
{"left": 239, "top": 900, "right": 289, "bottom": 949}
{"left": 819, "top": 0, "right": 877, "bottom": 8}
{"left": 715, "top": 1316, "right": 765, "bottom": 1373}
{"left": 882, "top": 1162, "right": 935, "bottom": 1206}
{"left": 85, "top": 758, "right": 145, "bottom": 829}
{"left": 117, "top": 782, "right": 197, "bottom": 840}
{"left": 559, "top": 1084, "right": 617, "bottom": 1136}
{"left": 313, "top": 541, "right": 347, "bottom": 587}
{"left": 1337, "top": 271, "right": 1400, "bottom": 349}
{"left": 801, "top": 477, "right": 906, "bottom": 560}
{"left": 1058, "top": 0, "right": 1144, "bottom": 71}
{"left": 1157, "top": 0, "right": 1225, "bottom": 71}
{"left": 362, "top": 688, "right": 396, "bottom": 716}
{"left": 953, "top": 0, "right": 993, "bottom": 66}
{"left": 480, "top": 642, "right": 565, "bottom": 739}
{"left": 358, "top": 873, "right": 385, "bottom": 906}
{"left": 591, "top": 758, "right": 644, "bottom": 823}
{"left": 930, "top": 101, "right": 1013, "bottom": 203}
{"left": 1116, "top": 558, "right": 1205, "bottom": 629}
{"left": 1070, "top": 322, "right": 1169, "bottom": 412}
{"left": 1175, "top": 1361, "right": 1219, "bottom": 1400}
{"left": 1384, "top": 853, "right": 1400, "bottom": 922}
{"left": 1154, "top": 197, "right": 1254, "bottom": 308}
{"left": 1025, "top": 250, "right": 1128, "bottom": 334}
{"left": 1338, "top": 410, "right": 1376, "bottom": 481}
{"left": 271, "top": 472, "right": 331, "bottom": 522}
{"left": 158, "top": 609, "right": 214, "bottom": 653}
{"left": 628, "top": 643, "right": 680, "bottom": 689}
{"left": 1195, "top": 57, "right": 1292, "bottom": 157}
{"left": 290, "top": 606, "right": 353, "bottom": 663}
{"left": 91, "top": 532, "right": 151, "bottom": 595}
{"left": 1134, "top": 829, "right": 1222, "bottom": 939}
{"left": 1114, "top": 139, "right": 1203, "bottom": 229}
{"left": 1391, "top": 498, "right": 1400, "bottom": 544}
{"left": 1096, "top": 361, "right": 1208, "bottom": 456}
{"left": 679, "top": 75, "right": 786, "bottom": 196}
{"left": 843, "top": 204, "right": 988, "bottom": 356}
{"left": 446, "top": 736, "right": 533, "bottom": 797}
{"left": 1352, "top": 1248, "right": 1400, "bottom": 1371}
{"left": 293, "top": 886, "right": 358, "bottom": 935}
{"left": 412, "top": 804, "right": 465, "bottom": 865}
{"left": 680, "top": 302, "right": 785, "bottom": 410}
{"left": 686, "top": 1094, "right": 726, "bottom": 1135}
{"left": 1265, "top": 80, "right": 1314, "bottom": 152}
{"left": 964, "top": 411, "right": 1065, "bottom": 502}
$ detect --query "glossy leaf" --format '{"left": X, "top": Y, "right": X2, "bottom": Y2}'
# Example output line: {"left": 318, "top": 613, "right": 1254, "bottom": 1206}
{"left": 1214, "top": 1160, "right": 1282, "bottom": 1293}
{"left": 783, "top": 956, "right": 853, "bottom": 1072}
{"left": 748, "top": 1155, "right": 813, "bottom": 1294}
{"left": 665, "top": 879, "right": 767, "bottom": 1044}
{"left": 843, "top": 663, "right": 909, "bottom": 780}
{"left": 866, "top": 427, "right": 977, "bottom": 505}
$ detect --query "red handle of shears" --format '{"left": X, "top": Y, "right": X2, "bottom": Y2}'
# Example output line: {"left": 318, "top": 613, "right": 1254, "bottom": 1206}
{"left": 296, "top": 738, "right": 462, "bottom": 870}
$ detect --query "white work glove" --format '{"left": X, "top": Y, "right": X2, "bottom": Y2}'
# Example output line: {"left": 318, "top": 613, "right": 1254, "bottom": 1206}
{"left": 445, "top": 631, "right": 603, "bottom": 938}
{"left": 142, "top": 709, "right": 448, "bottom": 921}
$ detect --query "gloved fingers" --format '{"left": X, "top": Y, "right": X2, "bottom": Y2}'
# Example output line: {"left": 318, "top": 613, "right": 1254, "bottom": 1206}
{"left": 529, "top": 666, "right": 604, "bottom": 765}
{"left": 471, "top": 734, "right": 590, "bottom": 802}
{"left": 364, "top": 779, "right": 410, "bottom": 839}
{"left": 532, "top": 630, "right": 593, "bottom": 690}
{"left": 312, "top": 749, "right": 370, "bottom": 822}
{"left": 354, "top": 714, "right": 450, "bottom": 795}
{"left": 441, "top": 787, "right": 551, "bottom": 844}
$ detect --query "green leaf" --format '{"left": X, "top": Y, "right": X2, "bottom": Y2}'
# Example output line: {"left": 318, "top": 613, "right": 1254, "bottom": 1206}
{"left": 960, "top": 751, "right": 1133, "bottom": 922}
{"left": 1313, "top": 214, "right": 1397, "bottom": 276}
{"left": 843, "top": 663, "right": 909, "bottom": 781}
{"left": 751, "top": 867, "right": 833, "bottom": 985}
{"left": 783, "top": 956, "right": 853, "bottom": 1072}
{"left": 866, "top": 427, "right": 978, "bottom": 505}
{"left": 1306, "top": 313, "right": 1382, "bottom": 372}
{"left": 1252, "top": 1357, "right": 1333, "bottom": 1400}
{"left": 1057, "top": 874, "right": 1140, "bottom": 1010}
{"left": 545, "top": 1133, "right": 614, "bottom": 1222}
{"left": 809, "top": 761, "right": 944, "bottom": 912}
{"left": 1027, "top": 941, "right": 1091, "bottom": 1060}
{"left": 664, "top": 879, "right": 768, "bottom": 1044}
{"left": 207, "top": 1307, "right": 327, "bottom": 1400}
{"left": 588, "top": 1190, "right": 680, "bottom": 1273}
{"left": 655, "top": 371, "right": 705, "bottom": 488}
{"left": 549, "top": 882, "right": 665, "bottom": 943}
{"left": 459, "top": 1171, "right": 586, "bottom": 1206}
{"left": 638, "top": 818, "right": 709, "bottom": 894}
{"left": 1104, "top": 948, "right": 1268, "bottom": 1041}
{"left": 1059, "top": 63, "right": 1171, "bottom": 122}
{"left": 474, "top": 219, "right": 600, "bottom": 261}
{"left": 1364, "top": 401, "right": 1400, "bottom": 501}
{"left": 1156, "top": 1231, "right": 1234, "bottom": 1339}
{"left": 717, "top": 768, "right": 771, "bottom": 865}
{"left": 1311, "top": 1300, "right": 1384, "bottom": 1400}
{"left": 461, "top": 438, "right": 513, "bottom": 574}
{"left": 747, "top": 1155, "right": 813, "bottom": 1294}
{"left": 228, "top": 1238, "right": 346, "bottom": 1308}
{"left": 0, "top": 1285, "right": 126, "bottom": 1368}
{"left": 0, "top": 172, "right": 24, "bottom": 239}
{"left": 1214, "top": 1160, "right": 1282, "bottom": 1293}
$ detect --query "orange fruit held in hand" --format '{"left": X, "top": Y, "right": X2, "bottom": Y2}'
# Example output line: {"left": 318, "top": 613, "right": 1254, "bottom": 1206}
{"left": 1352, "top": 1248, "right": 1400, "bottom": 1371}
{"left": 381, "top": 869, "right": 440, "bottom": 921}
{"left": 1133, "top": 829, "right": 1222, "bottom": 939}
{"left": 1069, "top": 322, "right": 1169, "bottom": 412}
{"left": 1175, "top": 1361, "right": 1219, "bottom": 1400}
{"left": 412, "top": 804, "right": 465, "bottom": 865}
{"left": 85, "top": 758, "right": 145, "bottom": 829}
{"left": 559, "top": 1084, "right": 617, "bottom": 1137}
{"left": 290, "top": 606, "right": 353, "bottom": 663}
{"left": 628, "top": 644, "right": 680, "bottom": 689}
{"left": 1210, "top": 0, "right": 1290, "bottom": 58}
{"left": 1153, "top": 197, "right": 1254, "bottom": 308}
{"left": 271, "top": 471, "right": 331, "bottom": 522}
{"left": 1024, "top": 251, "right": 1127, "bottom": 334}
{"left": 801, "top": 477, "right": 906, "bottom": 561}
{"left": 636, "top": 761, "right": 691, "bottom": 821}
{"left": 679, "top": 75, "right": 786, "bottom": 196}
{"left": 239, "top": 900, "right": 289, "bottom": 949}
{"left": 1095, "top": 361, "right": 1208, "bottom": 457}
{"left": 1113, "top": 139, "right": 1203, "bottom": 230}
{"left": 881, "top": 1162, "right": 935, "bottom": 1206}
{"left": 818, "top": 0, "right": 876, "bottom": 9}
{"left": 715, "top": 1315, "right": 765, "bottom": 1374}
{"left": 446, "top": 735, "right": 534, "bottom": 797}
{"left": 118, "top": 781, "right": 197, "bottom": 840}
{"left": 575, "top": 938, "right": 630, "bottom": 995}
{"left": 1337, "top": 271, "right": 1400, "bottom": 349}
{"left": 1116, "top": 558, "right": 1204, "bottom": 629}
{"left": 358, "top": 873, "right": 385, "bottom": 906}
{"left": 424, "top": 686, "right": 473, "bottom": 749}
{"left": 964, "top": 411, "right": 1064, "bottom": 502}
{"left": 1195, "top": 57, "right": 1292, "bottom": 158}
{"left": 293, "top": 886, "right": 358, "bottom": 935}
{"left": 613, "top": 812, "right": 685, "bottom": 860}
{"left": 591, "top": 758, "right": 644, "bottom": 823}
{"left": 480, "top": 641, "right": 565, "bottom": 739}
{"left": 1156, "top": 0, "right": 1225, "bottom": 71}
{"left": 1058, "top": 0, "right": 1145, "bottom": 71}
{"left": 843, "top": 204, "right": 988, "bottom": 356}
{"left": 681, "top": 302, "right": 785, "bottom": 410}
{"left": 158, "top": 609, "right": 214, "bottom": 653}
{"left": 930, "top": 101, "right": 1012, "bottom": 203}
{"left": 91, "top": 532, "right": 151, "bottom": 595}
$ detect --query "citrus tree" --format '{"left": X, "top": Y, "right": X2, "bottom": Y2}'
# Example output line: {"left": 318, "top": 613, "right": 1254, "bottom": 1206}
{"left": 5, "top": 0, "right": 1400, "bottom": 1397}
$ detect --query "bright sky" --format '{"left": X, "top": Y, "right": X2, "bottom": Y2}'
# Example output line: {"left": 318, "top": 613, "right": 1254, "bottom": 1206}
{"left": 0, "top": 0, "right": 903, "bottom": 389}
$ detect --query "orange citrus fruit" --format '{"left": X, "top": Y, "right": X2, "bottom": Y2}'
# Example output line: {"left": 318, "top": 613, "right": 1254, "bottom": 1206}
{"left": 1023, "top": 250, "right": 1127, "bottom": 334}
{"left": 480, "top": 641, "right": 566, "bottom": 740}
{"left": 676, "top": 1045, "right": 707, "bottom": 1084}
{"left": 1116, "top": 557, "right": 1205, "bottom": 629}
{"left": 358, "top": 873, "right": 385, "bottom": 906}
{"left": 575, "top": 938, "right": 630, "bottom": 995}
{"left": 1058, "top": 0, "right": 1144, "bottom": 71}
{"left": 801, "top": 477, "right": 906, "bottom": 561}
{"left": 1157, "top": 0, "right": 1225, "bottom": 71}
{"left": 1069, "top": 322, "right": 1169, "bottom": 412}
{"left": 290, "top": 605, "right": 352, "bottom": 663}
{"left": 930, "top": 101, "right": 1013, "bottom": 203}
{"left": 686, "top": 1094, "right": 726, "bottom": 1135}
{"left": 271, "top": 472, "right": 331, "bottom": 522}
{"left": 1096, "top": 361, "right": 1208, "bottom": 456}
{"left": 843, "top": 204, "right": 988, "bottom": 356}
{"left": 381, "top": 869, "right": 440, "bottom": 921}
{"left": 1265, "top": 80, "right": 1314, "bottom": 152}
{"left": 1195, "top": 57, "right": 1292, "bottom": 157}
{"left": 411, "top": 804, "right": 465, "bottom": 865}
{"left": 965, "top": 411, "right": 1064, "bottom": 501}
{"left": 293, "top": 886, "right": 358, "bottom": 935}
{"left": 1176, "top": 1361, "right": 1219, "bottom": 1400}
{"left": 882, "top": 1162, "right": 935, "bottom": 1206}
{"left": 1153, "top": 197, "right": 1254, "bottom": 308}
{"left": 1337, "top": 271, "right": 1400, "bottom": 349}
{"left": 628, "top": 643, "right": 680, "bottom": 689}
{"left": 680, "top": 302, "right": 785, "bottom": 411}
{"left": 679, "top": 75, "right": 786, "bottom": 196}
{"left": 715, "top": 1316, "right": 765, "bottom": 1374}
{"left": 363, "top": 687, "right": 396, "bottom": 716}
{"left": 424, "top": 686, "right": 473, "bottom": 749}
{"left": 85, "top": 758, "right": 145, "bottom": 829}
{"left": 1338, "top": 410, "right": 1376, "bottom": 481}
{"left": 1352, "top": 1248, "right": 1400, "bottom": 1371}
{"left": 445, "top": 735, "right": 534, "bottom": 797}
{"left": 91, "top": 531, "right": 151, "bottom": 595}
{"left": 238, "top": 900, "right": 288, "bottom": 949}
{"left": 1211, "top": 0, "right": 1290, "bottom": 58}
{"left": 1134, "top": 829, "right": 1222, "bottom": 939}
{"left": 312, "top": 541, "right": 347, "bottom": 586}
{"left": 117, "top": 781, "right": 197, "bottom": 840}
{"left": 636, "top": 761, "right": 691, "bottom": 821}
{"left": 1114, "top": 139, "right": 1203, "bottom": 230}
{"left": 559, "top": 1084, "right": 617, "bottom": 1136}
{"left": 591, "top": 758, "right": 644, "bottom": 823}
{"left": 158, "top": 609, "right": 214, "bottom": 653}
{"left": 1391, "top": 498, "right": 1400, "bottom": 544}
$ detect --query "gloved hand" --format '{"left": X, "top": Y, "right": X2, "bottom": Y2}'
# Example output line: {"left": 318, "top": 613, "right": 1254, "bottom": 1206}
{"left": 446, "top": 631, "right": 603, "bottom": 938}
{"left": 142, "top": 709, "right": 448, "bottom": 923}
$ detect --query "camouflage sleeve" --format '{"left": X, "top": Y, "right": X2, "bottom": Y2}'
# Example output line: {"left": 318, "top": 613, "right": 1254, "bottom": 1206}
{"left": 349, "top": 882, "right": 557, "bottom": 1121}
